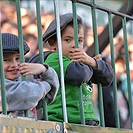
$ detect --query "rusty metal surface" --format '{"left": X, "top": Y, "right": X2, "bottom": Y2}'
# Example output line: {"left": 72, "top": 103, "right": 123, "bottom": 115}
{"left": 68, "top": 123, "right": 133, "bottom": 133}
{"left": 0, "top": 115, "right": 133, "bottom": 133}
{"left": 0, "top": 115, "right": 63, "bottom": 133}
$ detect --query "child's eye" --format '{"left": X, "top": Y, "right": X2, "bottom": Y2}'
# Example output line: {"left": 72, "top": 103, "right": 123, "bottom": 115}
{"left": 65, "top": 39, "right": 71, "bottom": 43}
{"left": 16, "top": 57, "right": 20, "bottom": 61}
{"left": 78, "top": 39, "right": 83, "bottom": 43}
{"left": 3, "top": 59, "right": 10, "bottom": 62}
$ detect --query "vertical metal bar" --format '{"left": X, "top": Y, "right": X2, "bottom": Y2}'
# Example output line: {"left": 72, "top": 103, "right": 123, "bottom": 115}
{"left": 15, "top": 0, "right": 25, "bottom": 80}
{"left": 132, "top": 15, "right": 133, "bottom": 40}
{"left": 27, "top": 0, "right": 30, "bottom": 9}
{"left": 0, "top": 32, "right": 7, "bottom": 114}
{"left": 72, "top": 0, "right": 85, "bottom": 125}
{"left": 15, "top": 0, "right": 28, "bottom": 117}
{"left": 91, "top": 5, "right": 105, "bottom": 127}
{"left": 72, "top": 2, "right": 78, "bottom": 48}
{"left": 108, "top": 12, "right": 120, "bottom": 128}
{"left": 91, "top": 7, "right": 98, "bottom": 54}
{"left": 122, "top": 16, "right": 133, "bottom": 129}
{"left": 36, "top": 0, "right": 48, "bottom": 121}
{"left": 54, "top": 0, "right": 68, "bottom": 123}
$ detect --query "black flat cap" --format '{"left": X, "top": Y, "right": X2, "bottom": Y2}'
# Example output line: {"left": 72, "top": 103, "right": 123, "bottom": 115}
{"left": 42, "top": 13, "right": 82, "bottom": 43}
{"left": 2, "top": 33, "right": 30, "bottom": 55}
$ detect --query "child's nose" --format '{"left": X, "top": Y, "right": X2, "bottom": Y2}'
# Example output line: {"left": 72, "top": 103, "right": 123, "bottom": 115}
{"left": 73, "top": 40, "right": 80, "bottom": 48}
{"left": 72, "top": 41, "right": 76, "bottom": 48}
{"left": 72, "top": 45, "right": 75, "bottom": 48}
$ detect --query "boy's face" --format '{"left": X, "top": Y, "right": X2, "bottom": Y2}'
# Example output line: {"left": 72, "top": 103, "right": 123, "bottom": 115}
{"left": 3, "top": 52, "right": 20, "bottom": 80}
{"left": 55, "top": 25, "right": 84, "bottom": 59}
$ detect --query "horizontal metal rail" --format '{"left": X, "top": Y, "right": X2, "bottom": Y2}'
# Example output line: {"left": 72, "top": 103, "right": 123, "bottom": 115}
{"left": 76, "top": 0, "right": 133, "bottom": 20}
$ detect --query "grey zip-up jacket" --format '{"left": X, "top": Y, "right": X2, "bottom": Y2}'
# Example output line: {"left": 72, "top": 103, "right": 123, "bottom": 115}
{"left": 0, "top": 65, "right": 59, "bottom": 112}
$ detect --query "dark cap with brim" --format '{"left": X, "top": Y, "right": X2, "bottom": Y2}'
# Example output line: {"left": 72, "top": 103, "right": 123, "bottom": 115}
{"left": 42, "top": 13, "right": 82, "bottom": 43}
{"left": 2, "top": 33, "right": 30, "bottom": 55}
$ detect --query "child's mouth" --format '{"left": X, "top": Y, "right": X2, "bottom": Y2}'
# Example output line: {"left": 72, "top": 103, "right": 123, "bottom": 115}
{"left": 7, "top": 69, "right": 19, "bottom": 73}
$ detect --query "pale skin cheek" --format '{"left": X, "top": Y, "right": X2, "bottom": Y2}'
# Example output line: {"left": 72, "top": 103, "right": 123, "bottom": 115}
{"left": 64, "top": 51, "right": 71, "bottom": 59}
{"left": 62, "top": 47, "right": 68, "bottom": 57}
{"left": 4, "top": 65, "right": 8, "bottom": 73}
{"left": 4, "top": 63, "right": 20, "bottom": 79}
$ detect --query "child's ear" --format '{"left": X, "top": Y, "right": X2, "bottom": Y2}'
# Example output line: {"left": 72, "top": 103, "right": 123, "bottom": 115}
{"left": 48, "top": 39, "right": 57, "bottom": 51}
{"left": 48, "top": 39, "right": 55, "bottom": 45}
{"left": 51, "top": 43, "right": 57, "bottom": 51}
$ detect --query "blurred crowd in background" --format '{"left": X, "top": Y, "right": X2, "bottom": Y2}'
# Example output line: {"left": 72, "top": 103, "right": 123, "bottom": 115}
{"left": 0, "top": 1, "right": 133, "bottom": 129}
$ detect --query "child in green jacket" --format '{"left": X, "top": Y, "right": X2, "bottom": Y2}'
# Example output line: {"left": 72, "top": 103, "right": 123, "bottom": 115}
{"left": 31, "top": 13, "right": 114, "bottom": 125}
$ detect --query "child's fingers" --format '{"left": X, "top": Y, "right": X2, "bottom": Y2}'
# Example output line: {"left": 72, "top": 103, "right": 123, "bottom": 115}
{"left": 19, "top": 68, "right": 28, "bottom": 75}
{"left": 19, "top": 63, "right": 31, "bottom": 75}
{"left": 20, "top": 63, "right": 46, "bottom": 75}
{"left": 19, "top": 63, "right": 29, "bottom": 67}
{"left": 93, "top": 54, "right": 102, "bottom": 60}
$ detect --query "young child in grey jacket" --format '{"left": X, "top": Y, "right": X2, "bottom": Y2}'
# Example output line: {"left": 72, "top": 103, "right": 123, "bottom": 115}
{"left": 0, "top": 33, "right": 59, "bottom": 118}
